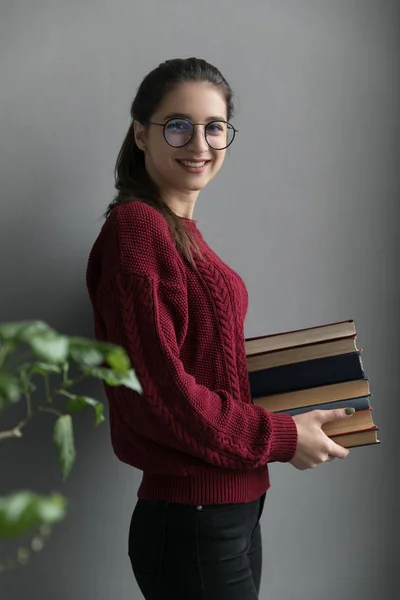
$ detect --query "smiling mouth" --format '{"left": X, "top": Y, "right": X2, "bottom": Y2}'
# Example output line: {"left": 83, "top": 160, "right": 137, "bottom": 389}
{"left": 177, "top": 159, "right": 211, "bottom": 168}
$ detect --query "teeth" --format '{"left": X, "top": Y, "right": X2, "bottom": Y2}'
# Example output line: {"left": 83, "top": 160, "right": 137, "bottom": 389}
{"left": 180, "top": 161, "right": 206, "bottom": 167}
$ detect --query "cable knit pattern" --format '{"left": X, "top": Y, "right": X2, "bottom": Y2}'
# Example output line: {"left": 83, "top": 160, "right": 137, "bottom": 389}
{"left": 86, "top": 200, "right": 298, "bottom": 505}
{"left": 194, "top": 259, "right": 241, "bottom": 400}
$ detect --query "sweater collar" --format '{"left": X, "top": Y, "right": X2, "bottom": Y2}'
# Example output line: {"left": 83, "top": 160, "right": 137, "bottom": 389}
{"left": 179, "top": 216, "right": 198, "bottom": 230}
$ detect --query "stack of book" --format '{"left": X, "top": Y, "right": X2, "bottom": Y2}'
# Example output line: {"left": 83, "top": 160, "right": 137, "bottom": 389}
{"left": 246, "top": 320, "right": 380, "bottom": 448}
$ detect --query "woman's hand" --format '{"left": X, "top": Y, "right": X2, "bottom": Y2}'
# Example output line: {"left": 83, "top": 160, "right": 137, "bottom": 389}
{"left": 289, "top": 408, "right": 355, "bottom": 470}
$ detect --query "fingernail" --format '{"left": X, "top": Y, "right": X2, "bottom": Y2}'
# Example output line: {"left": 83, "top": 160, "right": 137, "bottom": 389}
{"left": 345, "top": 407, "right": 355, "bottom": 415}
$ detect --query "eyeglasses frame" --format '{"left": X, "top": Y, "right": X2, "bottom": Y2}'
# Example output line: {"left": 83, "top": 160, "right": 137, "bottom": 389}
{"left": 143, "top": 117, "right": 239, "bottom": 150}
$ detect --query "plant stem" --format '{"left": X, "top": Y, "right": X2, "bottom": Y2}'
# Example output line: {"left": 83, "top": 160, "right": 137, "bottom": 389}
{"left": 0, "top": 392, "right": 32, "bottom": 442}
{"left": 16, "top": 383, "right": 33, "bottom": 429}
{"left": 38, "top": 406, "right": 63, "bottom": 418}
{"left": 52, "top": 373, "right": 87, "bottom": 400}
{"left": 0, "top": 427, "right": 23, "bottom": 441}
{"left": 0, "top": 343, "right": 12, "bottom": 370}
{"left": 0, "top": 394, "right": 63, "bottom": 443}
{"left": 70, "top": 373, "right": 87, "bottom": 387}
{"left": 62, "top": 363, "right": 69, "bottom": 386}
{"left": 27, "top": 394, "right": 32, "bottom": 418}
{"left": 44, "top": 375, "right": 52, "bottom": 404}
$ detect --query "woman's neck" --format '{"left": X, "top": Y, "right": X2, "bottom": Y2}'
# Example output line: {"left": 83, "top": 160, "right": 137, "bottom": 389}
{"left": 161, "top": 191, "right": 199, "bottom": 220}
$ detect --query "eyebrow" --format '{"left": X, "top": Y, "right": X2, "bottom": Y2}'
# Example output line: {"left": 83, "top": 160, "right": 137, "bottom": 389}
{"left": 163, "top": 112, "right": 227, "bottom": 122}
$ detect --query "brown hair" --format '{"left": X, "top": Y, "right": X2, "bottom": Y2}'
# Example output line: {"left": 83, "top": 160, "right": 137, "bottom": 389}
{"left": 104, "top": 57, "right": 235, "bottom": 268}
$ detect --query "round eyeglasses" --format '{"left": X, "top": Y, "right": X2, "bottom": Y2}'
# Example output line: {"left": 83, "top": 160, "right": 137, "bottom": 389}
{"left": 145, "top": 118, "right": 238, "bottom": 150}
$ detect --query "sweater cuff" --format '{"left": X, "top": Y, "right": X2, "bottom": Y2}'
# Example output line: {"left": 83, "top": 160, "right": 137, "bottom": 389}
{"left": 267, "top": 412, "right": 298, "bottom": 463}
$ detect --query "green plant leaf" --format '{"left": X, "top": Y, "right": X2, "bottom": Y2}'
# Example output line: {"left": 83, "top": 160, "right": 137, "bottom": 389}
{"left": 0, "top": 322, "right": 32, "bottom": 342}
{"left": 0, "top": 320, "right": 54, "bottom": 342}
{"left": 105, "top": 346, "right": 131, "bottom": 372}
{"left": 30, "top": 362, "right": 63, "bottom": 376}
{"left": 0, "top": 491, "right": 67, "bottom": 538}
{"left": 0, "top": 372, "right": 21, "bottom": 410}
{"left": 29, "top": 333, "right": 69, "bottom": 365}
{"left": 81, "top": 366, "right": 142, "bottom": 393}
{"left": 119, "top": 369, "right": 143, "bottom": 393}
{"left": 0, "top": 321, "right": 69, "bottom": 364}
{"left": 67, "top": 338, "right": 105, "bottom": 367}
{"left": 53, "top": 415, "right": 76, "bottom": 480}
{"left": 13, "top": 363, "right": 38, "bottom": 396}
{"left": 68, "top": 337, "right": 131, "bottom": 372}
{"left": 63, "top": 393, "right": 105, "bottom": 427}
{"left": 0, "top": 340, "right": 17, "bottom": 365}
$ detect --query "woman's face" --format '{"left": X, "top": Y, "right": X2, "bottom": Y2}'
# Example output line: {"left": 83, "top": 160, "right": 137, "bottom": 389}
{"left": 134, "top": 81, "right": 229, "bottom": 208}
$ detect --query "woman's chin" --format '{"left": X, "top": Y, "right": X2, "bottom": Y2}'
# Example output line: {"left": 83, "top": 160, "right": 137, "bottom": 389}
{"left": 171, "top": 175, "right": 211, "bottom": 193}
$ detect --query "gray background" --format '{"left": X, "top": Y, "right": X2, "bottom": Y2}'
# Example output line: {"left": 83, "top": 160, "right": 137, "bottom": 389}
{"left": 1, "top": 1, "right": 399, "bottom": 599}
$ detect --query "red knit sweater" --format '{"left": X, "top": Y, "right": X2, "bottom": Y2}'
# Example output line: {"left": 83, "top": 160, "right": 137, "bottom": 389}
{"left": 86, "top": 200, "right": 298, "bottom": 505}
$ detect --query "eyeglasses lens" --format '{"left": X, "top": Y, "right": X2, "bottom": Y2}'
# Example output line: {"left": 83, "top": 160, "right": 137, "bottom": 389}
{"left": 164, "top": 119, "right": 234, "bottom": 149}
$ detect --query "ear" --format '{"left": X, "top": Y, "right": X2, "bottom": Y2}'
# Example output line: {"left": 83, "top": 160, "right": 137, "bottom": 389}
{"left": 133, "top": 120, "right": 147, "bottom": 152}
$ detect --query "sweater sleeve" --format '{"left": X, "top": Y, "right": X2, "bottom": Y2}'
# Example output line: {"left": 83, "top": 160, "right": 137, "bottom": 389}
{"left": 92, "top": 202, "right": 298, "bottom": 469}
{"left": 98, "top": 269, "right": 298, "bottom": 470}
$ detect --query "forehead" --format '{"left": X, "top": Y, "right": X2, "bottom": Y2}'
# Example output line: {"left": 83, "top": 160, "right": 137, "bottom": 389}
{"left": 153, "top": 81, "right": 228, "bottom": 121}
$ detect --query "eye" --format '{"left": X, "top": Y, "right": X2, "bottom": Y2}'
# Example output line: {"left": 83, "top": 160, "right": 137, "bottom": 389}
{"left": 165, "top": 119, "right": 191, "bottom": 132}
{"left": 207, "top": 121, "right": 225, "bottom": 135}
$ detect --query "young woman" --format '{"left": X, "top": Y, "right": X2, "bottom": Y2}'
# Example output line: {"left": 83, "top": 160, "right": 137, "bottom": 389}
{"left": 86, "top": 57, "right": 353, "bottom": 600}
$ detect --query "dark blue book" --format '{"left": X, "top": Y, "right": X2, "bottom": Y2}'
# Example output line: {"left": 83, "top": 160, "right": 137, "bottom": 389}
{"left": 249, "top": 351, "right": 365, "bottom": 398}
{"left": 279, "top": 394, "right": 371, "bottom": 416}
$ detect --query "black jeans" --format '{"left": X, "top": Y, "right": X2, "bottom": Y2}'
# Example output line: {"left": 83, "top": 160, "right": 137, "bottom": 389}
{"left": 128, "top": 493, "right": 266, "bottom": 600}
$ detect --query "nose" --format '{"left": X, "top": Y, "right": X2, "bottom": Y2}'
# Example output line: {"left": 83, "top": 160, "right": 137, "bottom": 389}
{"left": 188, "top": 125, "right": 209, "bottom": 153}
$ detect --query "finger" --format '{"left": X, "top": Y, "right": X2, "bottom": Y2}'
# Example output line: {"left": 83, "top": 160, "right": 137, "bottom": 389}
{"left": 327, "top": 440, "right": 350, "bottom": 459}
{"left": 317, "top": 407, "right": 355, "bottom": 423}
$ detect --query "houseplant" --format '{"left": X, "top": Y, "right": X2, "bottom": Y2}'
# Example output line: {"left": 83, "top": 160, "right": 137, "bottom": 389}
{"left": 0, "top": 320, "right": 141, "bottom": 572}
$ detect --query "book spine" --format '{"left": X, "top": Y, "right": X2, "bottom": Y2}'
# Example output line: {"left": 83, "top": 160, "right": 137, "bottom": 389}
{"left": 278, "top": 395, "right": 370, "bottom": 416}
{"left": 249, "top": 352, "right": 365, "bottom": 397}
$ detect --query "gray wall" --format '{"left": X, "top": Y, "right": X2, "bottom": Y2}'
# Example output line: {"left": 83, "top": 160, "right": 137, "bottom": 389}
{"left": 1, "top": 1, "right": 399, "bottom": 598}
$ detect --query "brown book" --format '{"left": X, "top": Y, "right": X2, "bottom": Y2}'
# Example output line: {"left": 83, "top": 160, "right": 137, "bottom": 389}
{"left": 321, "top": 408, "right": 375, "bottom": 437}
{"left": 331, "top": 428, "right": 380, "bottom": 448}
{"left": 245, "top": 319, "right": 356, "bottom": 356}
{"left": 253, "top": 379, "right": 370, "bottom": 413}
{"left": 246, "top": 336, "right": 359, "bottom": 372}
